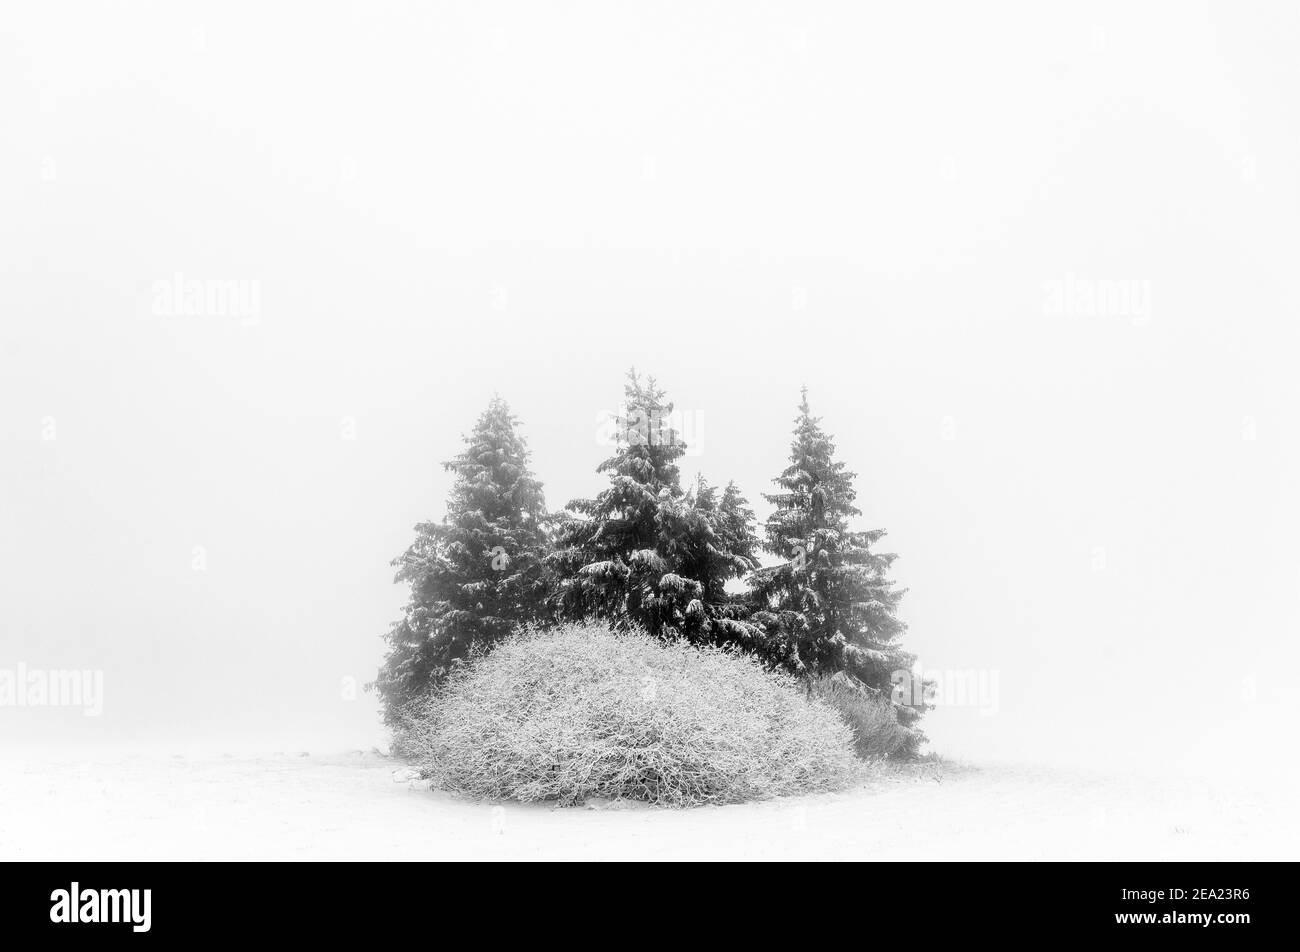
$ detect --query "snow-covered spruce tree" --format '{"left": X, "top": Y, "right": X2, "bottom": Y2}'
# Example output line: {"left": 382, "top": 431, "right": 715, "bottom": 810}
{"left": 374, "top": 396, "right": 549, "bottom": 726}
{"left": 548, "top": 370, "right": 761, "bottom": 644}
{"left": 749, "top": 387, "right": 925, "bottom": 740}
{"left": 674, "top": 476, "right": 767, "bottom": 641}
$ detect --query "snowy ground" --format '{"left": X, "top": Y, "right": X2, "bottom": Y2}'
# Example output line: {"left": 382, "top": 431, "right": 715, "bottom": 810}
{"left": 3, "top": 750, "right": 1296, "bottom": 861}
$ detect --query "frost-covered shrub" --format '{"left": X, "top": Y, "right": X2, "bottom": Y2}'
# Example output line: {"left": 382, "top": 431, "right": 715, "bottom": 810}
{"left": 805, "top": 674, "right": 921, "bottom": 760}
{"left": 399, "top": 621, "right": 863, "bottom": 807}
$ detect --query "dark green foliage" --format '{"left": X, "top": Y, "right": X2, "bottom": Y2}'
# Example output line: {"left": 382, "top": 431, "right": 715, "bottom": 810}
{"left": 374, "top": 396, "right": 549, "bottom": 726}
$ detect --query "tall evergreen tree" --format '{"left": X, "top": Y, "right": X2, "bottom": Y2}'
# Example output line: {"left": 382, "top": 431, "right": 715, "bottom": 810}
{"left": 374, "top": 396, "right": 549, "bottom": 724}
{"left": 749, "top": 388, "right": 924, "bottom": 734}
{"left": 548, "top": 370, "right": 761, "bottom": 643}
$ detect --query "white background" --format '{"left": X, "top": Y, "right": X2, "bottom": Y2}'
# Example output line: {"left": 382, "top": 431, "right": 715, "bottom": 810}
{"left": 3, "top": 1, "right": 1297, "bottom": 777}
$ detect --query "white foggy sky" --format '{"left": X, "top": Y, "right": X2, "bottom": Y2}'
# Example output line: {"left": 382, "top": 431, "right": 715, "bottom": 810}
{"left": 2, "top": 1, "right": 1298, "bottom": 769}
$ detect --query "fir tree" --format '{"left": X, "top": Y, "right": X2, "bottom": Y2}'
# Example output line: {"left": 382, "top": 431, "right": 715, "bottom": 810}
{"left": 674, "top": 477, "right": 765, "bottom": 643}
{"left": 749, "top": 388, "right": 924, "bottom": 736}
{"left": 374, "top": 396, "right": 549, "bottom": 724}
{"left": 548, "top": 370, "right": 761, "bottom": 643}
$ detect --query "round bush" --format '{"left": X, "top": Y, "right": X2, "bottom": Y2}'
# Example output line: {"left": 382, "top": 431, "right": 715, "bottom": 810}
{"left": 805, "top": 674, "right": 920, "bottom": 760}
{"left": 399, "top": 621, "right": 863, "bottom": 806}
